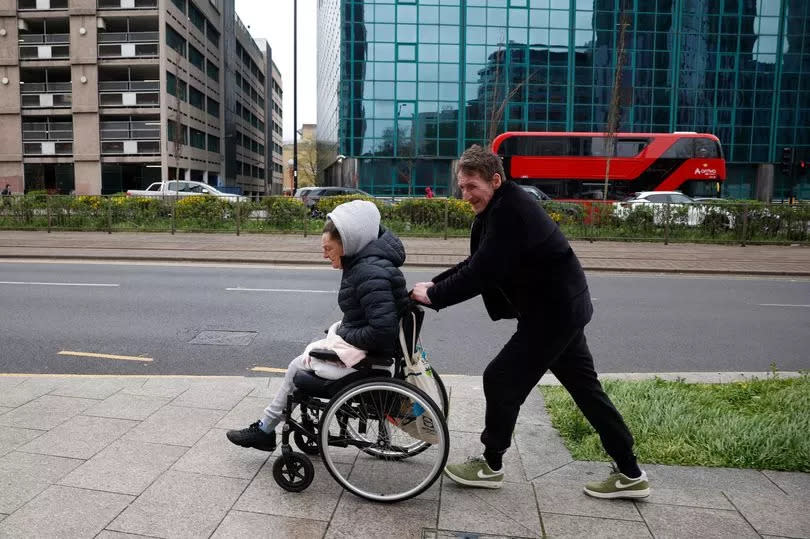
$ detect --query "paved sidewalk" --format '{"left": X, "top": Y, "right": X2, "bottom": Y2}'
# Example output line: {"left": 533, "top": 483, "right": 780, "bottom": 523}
{"left": 0, "top": 230, "right": 809, "bottom": 275}
{"left": 1, "top": 373, "right": 808, "bottom": 538}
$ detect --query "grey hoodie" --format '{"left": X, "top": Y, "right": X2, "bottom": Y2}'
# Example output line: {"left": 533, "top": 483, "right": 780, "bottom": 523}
{"left": 326, "top": 200, "right": 381, "bottom": 256}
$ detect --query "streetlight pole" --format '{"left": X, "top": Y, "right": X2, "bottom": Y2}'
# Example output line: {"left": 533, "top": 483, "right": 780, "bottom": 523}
{"left": 292, "top": 0, "right": 298, "bottom": 192}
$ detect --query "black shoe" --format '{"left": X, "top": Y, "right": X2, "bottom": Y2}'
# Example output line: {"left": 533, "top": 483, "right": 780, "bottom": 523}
{"left": 226, "top": 421, "right": 276, "bottom": 451}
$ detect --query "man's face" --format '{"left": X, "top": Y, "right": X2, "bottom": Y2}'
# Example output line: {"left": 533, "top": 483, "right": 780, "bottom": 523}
{"left": 458, "top": 169, "right": 502, "bottom": 214}
{"left": 321, "top": 232, "right": 344, "bottom": 269}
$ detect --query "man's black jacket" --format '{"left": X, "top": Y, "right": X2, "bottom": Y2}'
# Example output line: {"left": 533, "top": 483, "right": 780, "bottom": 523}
{"left": 336, "top": 227, "right": 410, "bottom": 354}
{"left": 426, "top": 181, "right": 593, "bottom": 329}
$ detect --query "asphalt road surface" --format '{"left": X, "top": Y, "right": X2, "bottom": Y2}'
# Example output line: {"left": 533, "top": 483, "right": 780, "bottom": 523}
{"left": 1, "top": 261, "right": 808, "bottom": 376}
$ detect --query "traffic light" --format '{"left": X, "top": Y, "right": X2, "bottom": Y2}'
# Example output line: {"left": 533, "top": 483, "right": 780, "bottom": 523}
{"left": 798, "top": 160, "right": 807, "bottom": 177}
{"left": 781, "top": 147, "right": 794, "bottom": 176}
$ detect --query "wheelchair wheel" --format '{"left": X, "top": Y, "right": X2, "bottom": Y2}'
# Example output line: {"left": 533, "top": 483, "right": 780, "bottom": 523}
{"left": 273, "top": 452, "right": 314, "bottom": 492}
{"left": 361, "top": 367, "right": 449, "bottom": 461}
{"left": 293, "top": 430, "right": 319, "bottom": 456}
{"left": 318, "top": 378, "right": 449, "bottom": 503}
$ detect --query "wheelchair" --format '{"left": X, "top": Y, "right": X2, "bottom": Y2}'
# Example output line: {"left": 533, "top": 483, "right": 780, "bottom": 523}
{"left": 271, "top": 303, "right": 450, "bottom": 503}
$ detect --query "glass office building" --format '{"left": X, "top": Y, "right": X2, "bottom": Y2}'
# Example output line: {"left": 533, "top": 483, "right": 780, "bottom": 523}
{"left": 317, "top": 0, "right": 810, "bottom": 199}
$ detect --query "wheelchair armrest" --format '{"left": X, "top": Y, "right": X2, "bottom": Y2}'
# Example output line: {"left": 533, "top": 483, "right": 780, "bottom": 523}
{"left": 309, "top": 348, "right": 341, "bottom": 362}
{"left": 354, "top": 353, "right": 394, "bottom": 369}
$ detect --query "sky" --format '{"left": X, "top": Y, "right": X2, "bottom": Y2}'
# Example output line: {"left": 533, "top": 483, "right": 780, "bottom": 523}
{"left": 235, "top": 0, "right": 317, "bottom": 143}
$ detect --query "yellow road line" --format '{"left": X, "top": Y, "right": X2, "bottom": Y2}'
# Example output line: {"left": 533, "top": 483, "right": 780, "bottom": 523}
{"left": 251, "top": 366, "right": 288, "bottom": 374}
{"left": 58, "top": 350, "right": 153, "bottom": 362}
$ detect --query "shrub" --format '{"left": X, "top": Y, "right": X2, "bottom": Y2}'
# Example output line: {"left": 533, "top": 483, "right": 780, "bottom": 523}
{"left": 175, "top": 195, "right": 232, "bottom": 228}
{"left": 314, "top": 194, "right": 383, "bottom": 215}
{"left": 261, "top": 196, "right": 307, "bottom": 228}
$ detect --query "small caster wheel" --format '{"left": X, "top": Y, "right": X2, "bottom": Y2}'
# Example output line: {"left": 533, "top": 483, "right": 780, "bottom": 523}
{"left": 273, "top": 452, "right": 314, "bottom": 492}
{"left": 293, "top": 431, "right": 320, "bottom": 456}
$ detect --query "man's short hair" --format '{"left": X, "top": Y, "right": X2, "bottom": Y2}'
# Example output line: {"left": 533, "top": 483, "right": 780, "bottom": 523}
{"left": 322, "top": 218, "right": 342, "bottom": 242}
{"left": 458, "top": 144, "right": 507, "bottom": 183}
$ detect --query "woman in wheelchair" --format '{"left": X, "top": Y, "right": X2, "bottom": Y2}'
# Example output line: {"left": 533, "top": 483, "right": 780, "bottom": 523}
{"left": 227, "top": 200, "right": 409, "bottom": 452}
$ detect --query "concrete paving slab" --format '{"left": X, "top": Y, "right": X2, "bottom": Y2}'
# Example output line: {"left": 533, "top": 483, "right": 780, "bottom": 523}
{"left": 0, "top": 485, "right": 133, "bottom": 539}
{"left": 121, "top": 405, "right": 225, "bottom": 447}
{"left": 214, "top": 396, "right": 270, "bottom": 430}
{"left": 343, "top": 452, "right": 442, "bottom": 501}
{"left": 540, "top": 513, "right": 652, "bottom": 538}
{"left": 247, "top": 376, "right": 283, "bottom": 399}
{"left": 438, "top": 479, "right": 542, "bottom": 538}
{"left": 107, "top": 470, "right": 248, "bottom": 538}
{"left": 122, "top": 377, "right": 196, "bottom": 399}
{"left": 0, "top": 452, "right": 84, "bottom": 513}
{"left": 442, "top": 375, "right": 485, "bottom": 400}
{"left": 0, "top": 377, "right": 27, "bottom": 393}
{"left": 532, "top": 477, "right": 642, "bottom": 521}
{"left": 0, "top": 395, "right": 96, "bottom": 430}
{"left": 327, "top": 494, "right": 438, "bottom": 539}
{"left": 539, "top": 460, "right": 615, "bottom": 481}
{"left": 58, "top": 439, "right": 187, "bottom": 495}
{"left": 0, "top": 379, "right": 62, "bottom": 408}
{"left": 48, "top": 378, "right": 144, "bottom": 400}
{"left": 172, "top": 383, "right": 253, "bottom": 411}
{"left": 446, "top": 397, "right": 485, "bottom": 433}
{"left": 0, "top": 407, "right": 12, "bottom": 416}
{"left": 515, "top": 426, "right": 574, "bottom": 481}
{"left": 447, "top": 430, "right": 526, "bottom": 484}
{"left": 516, "top": 388, "right": 552, "bottom": 427}
{"left": 83, "top": 392, "right": 171, "bottom": 421}
{"left": 16, "top": 415, "right": 137, "bottom": 459}
{"left": 763, "top": 469, "right": 810, "bottom": 497}
{"left": 727, "top": 492, "right": 810, "bottom": 538}
{"left": 212, "top": 510, "right": 327, "bottom": 539}
{"left": 642, "top": 463, "right": 786, "bottom": 496}
{"left": 234, "top": 458, "right": 350, "bottom": 522}
{"left": 95, "top": 531, "right": 160, "bottom": 539}
{"left": 638, "top": 503, "right": 760, "bottom": 539}
{"left": 0, "top": 426, "right": 42, "bottom": 458}
{"left": 641, "top": 486, "right": 735, "bottom": 510}
{"left": 171, "top": 428, "right": 270, "bottom": 479}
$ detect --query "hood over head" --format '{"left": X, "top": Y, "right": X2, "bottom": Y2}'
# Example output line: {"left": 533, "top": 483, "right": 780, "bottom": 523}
{"left": 327, "top": 200, "right": 381, "bottom": 257}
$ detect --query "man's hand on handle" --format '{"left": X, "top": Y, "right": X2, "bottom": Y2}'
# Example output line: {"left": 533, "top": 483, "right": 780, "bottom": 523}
{"left": 410, "top": 282, "right": 434, "bottom": 305}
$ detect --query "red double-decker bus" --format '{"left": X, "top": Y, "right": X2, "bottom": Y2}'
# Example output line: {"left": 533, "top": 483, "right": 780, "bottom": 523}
{"left": 492, "top": 131, "right": 726, "bottom": 200}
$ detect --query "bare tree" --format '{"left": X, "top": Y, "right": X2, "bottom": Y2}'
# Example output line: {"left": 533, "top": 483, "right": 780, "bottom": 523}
{"left": 603, "top": 7, "right": 631, "bottom": 200}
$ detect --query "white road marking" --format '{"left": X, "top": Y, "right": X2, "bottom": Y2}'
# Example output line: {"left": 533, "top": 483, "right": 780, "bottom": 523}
{"left": 226, "top": 287, "right": 336, "bottom": 293}
{"left": 58, "top": 351, "right": 153, "bottom": 362}
{"left": 0, "top": 281, "right": 119, "bottom": 287}
{"left": 756, "top": 303, "right": 810, "bottom": 308}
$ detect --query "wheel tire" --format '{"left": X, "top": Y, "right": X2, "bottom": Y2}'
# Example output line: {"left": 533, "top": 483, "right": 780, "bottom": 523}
{"left": 319, "top": 378, "right": 449, "bottom": 503}
{"left": 293, "top": 430, "right": 320, "bottom": 456}
{"left": 272, "top": 452, "right": 314, "bottom": 493}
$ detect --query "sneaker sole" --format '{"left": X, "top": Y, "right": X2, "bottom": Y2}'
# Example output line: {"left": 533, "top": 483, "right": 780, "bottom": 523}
{"left": 583, "top": 486, "right": 650, "bottom": 499}
{"left": 443, "top": 468, "right": 503, "bottom": 489}
{"left": 226, "top": 434, "right": 275, "bottom": 452}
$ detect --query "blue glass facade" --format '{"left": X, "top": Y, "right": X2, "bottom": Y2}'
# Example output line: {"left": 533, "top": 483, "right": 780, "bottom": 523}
{"left": 317, "top": 0, "right": 810, "bottom": 199}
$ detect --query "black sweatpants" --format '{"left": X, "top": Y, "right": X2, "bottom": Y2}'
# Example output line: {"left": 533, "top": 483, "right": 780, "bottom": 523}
{"left": 480, "top": 320, "right": 637, "bottom": 472}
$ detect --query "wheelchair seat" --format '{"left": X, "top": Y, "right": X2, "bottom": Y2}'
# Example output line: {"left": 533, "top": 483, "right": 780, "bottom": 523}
{"left": 293, "top": 367, "right": 391, "bottom": 399}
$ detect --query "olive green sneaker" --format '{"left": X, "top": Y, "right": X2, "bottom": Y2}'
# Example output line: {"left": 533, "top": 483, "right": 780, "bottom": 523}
{"left": 584, "top": 468, "right": 649, "bottom": 499}
{"left": 444, "top": 456, "right": 504, "bottom": 489}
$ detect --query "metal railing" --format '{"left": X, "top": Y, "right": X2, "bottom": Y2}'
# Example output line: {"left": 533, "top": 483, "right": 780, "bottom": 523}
{"left": 98, "top": 80, "right": 160, "bottom": 91}
{"left": 20, "top": 81, "right": 71, "bottom": 93}
{"left": 17, "top": 0, "right": 67, "bottom": 9}
{"left": 99, "top": 121, "right": 160, "bottom": 140}
{"left": 97, "top": 43, "right": 159, "bottom": 58}
{"left": 18, "top": 33, "right": 70, "bottom": 44}
{"left": 97, "top": 31, "right": 158, "bottom": 43}
{"left": 97, "top": 0, "right": 157, "bottom": 8}
{"left": 19, "top": 45, "right": 69, "bottom": 59}
{"left": 22, "top": 122, "right": 73, "bottom": 141}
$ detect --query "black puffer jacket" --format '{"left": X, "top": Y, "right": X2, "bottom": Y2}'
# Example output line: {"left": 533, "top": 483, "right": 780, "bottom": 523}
{"left": 427, "top": 181, "right": 593, "bottom": 329}
{"left": 336, "top": 227, "right": 409, "bottom": 354}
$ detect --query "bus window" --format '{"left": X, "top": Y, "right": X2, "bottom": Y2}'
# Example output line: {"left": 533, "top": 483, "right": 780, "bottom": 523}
{"left": 615, "top": 139, "right": 650, "bottom": 157}
{"left": 662, "top": 138, "right": 695, "bottom": 158}
{"left": 694, "top": 138, "right": 720, "bottom": 158}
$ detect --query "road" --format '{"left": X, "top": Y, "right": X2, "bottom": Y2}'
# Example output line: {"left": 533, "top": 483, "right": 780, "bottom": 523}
{"left": 1, "top": 261, "right": 808, "bottom": 376}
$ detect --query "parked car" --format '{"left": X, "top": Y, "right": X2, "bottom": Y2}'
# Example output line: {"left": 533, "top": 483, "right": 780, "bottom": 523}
{"left": 126, "top": 181, "right": 248, "bottom": 202}
{"left": 299, "top": 186, "right": 373, "bottom": 209}
{"left": 615, "top": 191, "right": 707, "bottom": 226}
{"left": 520, "top": 185, "right": 552, "bottom": 201}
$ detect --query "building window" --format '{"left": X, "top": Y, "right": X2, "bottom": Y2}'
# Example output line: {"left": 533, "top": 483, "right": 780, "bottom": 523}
{"left": 171, "top": 0, "right": 184, "bottom": 14}
{"left": 206, "top": 22, "right": 220, "bottom": 47}
{"left": 188, "top": 44, "right": 205, "bottom": 71}
{"left": 189, "top": 86, "right": 205, "bottom": 110}
{"left": 207, "top": 97, "right": 220, "bottom": 118}
{"left": 166, "top": 25, "right": 186, "bottom": 56}
{"left": 206, "top": 60, "right": 219, "bottom": 82}
{"left": 188, "top": 1, "right": 206, "bottom": 34}
{"left": 207, "top": 134, "right": 220, "bottom": 152}
{"left": 189, "top": 127, "right": 206, "bottom": 149}
{"left": 397, "top": 43, "right": 417, "bottom": 62}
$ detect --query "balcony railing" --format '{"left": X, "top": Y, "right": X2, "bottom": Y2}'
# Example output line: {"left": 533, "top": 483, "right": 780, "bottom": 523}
{"left": 101, "top": 140, "right": 160, "bottom": 155}
{"left": 99, "top": 92, "right": 159, "bottom": 107}
{"left": 21, "top": 93, "right": 71, "bottom": 108}
{"left": 19, "top": 43, "right": 70, "bottom": 60}
{"left": 23, "top": 141, "right": 73, "bottom": 155}
{"left": 97, "top": 0, "right": 158, "bottom": 8}
{"left": 98, "top": 43, "right": 158, "bottom": 59}
{"left": 22, "top": 122, "right": 73, "bottom": 141}
{"left": 98, "top": 31, "right": 159, "bottom": 43}
{"left": 100, "top": 121, "right": 160, "bottom": 140}
{"left": 98, "top": 80, "right": 159, "bottom": 91}
{"left": 20, "top": 82, "right": 72, "bottom": 93}
{"left": 17, "top": 0, "right": 68, "bottom": 10}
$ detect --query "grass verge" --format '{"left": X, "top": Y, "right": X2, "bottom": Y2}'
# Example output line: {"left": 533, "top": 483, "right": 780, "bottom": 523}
{"left": 540, "top": 375, "right": 810, "bottom": 472}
